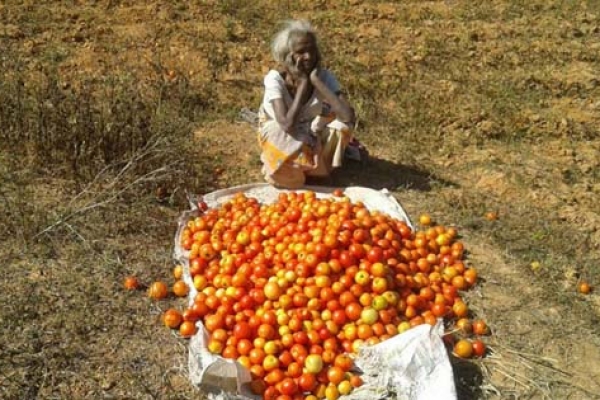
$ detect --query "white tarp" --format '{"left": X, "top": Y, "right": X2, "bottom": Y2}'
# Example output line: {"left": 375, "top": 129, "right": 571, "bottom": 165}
{"left": 173, "top": 183, "right": 457, "bottom": 400}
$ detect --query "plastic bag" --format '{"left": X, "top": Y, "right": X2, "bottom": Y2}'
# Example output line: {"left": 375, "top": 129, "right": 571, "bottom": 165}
{"left": 173, "top": 183, "right": 457, "bottom": 400}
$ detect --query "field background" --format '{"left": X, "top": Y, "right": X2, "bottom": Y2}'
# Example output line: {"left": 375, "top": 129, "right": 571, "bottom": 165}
{"left": 1, "top": 1, "right": 600, "bottom": 399}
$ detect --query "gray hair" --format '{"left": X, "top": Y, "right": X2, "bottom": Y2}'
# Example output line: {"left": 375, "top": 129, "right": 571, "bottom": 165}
{"left": 271, "top": 20, "right": 318, "bottom": 65}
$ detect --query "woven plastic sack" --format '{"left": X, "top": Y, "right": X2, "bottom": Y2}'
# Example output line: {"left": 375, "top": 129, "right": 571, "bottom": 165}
{"left": 173, "top": 183, "right": 457, "bottom": 400}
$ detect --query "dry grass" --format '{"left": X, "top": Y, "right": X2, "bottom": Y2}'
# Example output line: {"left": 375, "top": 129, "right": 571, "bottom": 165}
{"left": 1, "top": 1, "right": 600, "bottom": 399}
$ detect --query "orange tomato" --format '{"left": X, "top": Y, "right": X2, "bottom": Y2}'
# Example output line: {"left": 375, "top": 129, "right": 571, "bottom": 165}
{"left": 463, "top": 268, "right": 478, "bottom": 286}
{"left": 578, "top": 281, "right": 592, "bottom": 294}
{"left": 327, "top": 366, "right": 345, "bottom": 385}
{"left": 472, "top": 320, "right": 490, "bottom": 336}
{"left": 179, "top": 321, "right": 197, "bottom": 338}
{"left": 419, "top": 214, "right": 432, "bottom": 226}
{"left": 455, "top": 318, "right": 473, "bottom": 334}
{"left": 222, "top": 345, "right": 239, "bottom": 359}
{"left": 173, "top": 264, "right": 184, "bottom": 279}
{"left": 453, "top": 339, "right": 473, "bottom": 358}
{"left": 452, "top": 301, "right": 468, "bottom": 318}
{"left": 333, "top": 354, "right": 353, "bottom": 371}
{"left": 163, "top": 309, "right": 183, "bottom": 329}
{"left": 123, "top": 276, "right": 139, "bottom": 290}
{"left": 349, "top": 374, "right": 363, "bottom": 388}
{"left": 451, "top": 275, "right": 467, "bottom": 290}
{"left": 204, "top": 314, "right": 224, "bottom": 332}
{"left": 431, "top": 303, "right": 447, "bottom": 318}
{"left": 148, "top": 281, "right": 168, "bottom": 300}
{"left": 172, "top": 280, "right": 189, "bottom": 297}
{"left": 484, "top": 211, "right": 498, "bottom": 221}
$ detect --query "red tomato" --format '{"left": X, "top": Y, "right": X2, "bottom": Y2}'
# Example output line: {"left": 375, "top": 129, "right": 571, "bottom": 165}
{"left": 472, "top": 339, "right": 486, "bottom": 357}
{"left": 279, "top": 377, "right": 298, "bottom": 396}
{"left": 232, "top": 322, "right": 252, "bottom": 340}
{"left": 367, "top": 246, "right": 384, "bottom": 263}
{"left": 339, "top": 251, "right": 357, "bottom": 268}
{"left": 298, "top": 372, "right": 317, "bottom": 391}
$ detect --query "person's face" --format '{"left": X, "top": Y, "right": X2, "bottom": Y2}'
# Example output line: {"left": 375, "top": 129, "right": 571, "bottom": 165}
{"left": 290, "top": 34, "right": 318, "bottom": 72}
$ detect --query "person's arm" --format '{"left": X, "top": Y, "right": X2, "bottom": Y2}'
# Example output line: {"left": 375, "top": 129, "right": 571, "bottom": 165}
{"left": 271, "top": 56, "right": 315, "bottom": 134}
{"left": 271, "top": 76, "right": 310, "bottom": 134}
{"left": 310, "top": 70, "right": 355, "bottom": 124}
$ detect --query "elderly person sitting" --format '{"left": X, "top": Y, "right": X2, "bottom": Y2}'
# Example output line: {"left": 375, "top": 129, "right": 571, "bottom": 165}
{"left": 257, "top": 19, "right": 356, "bottom": 189}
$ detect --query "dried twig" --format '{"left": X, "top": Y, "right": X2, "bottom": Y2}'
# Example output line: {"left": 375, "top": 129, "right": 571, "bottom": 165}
{"left": 34, "top": 140, "right": 176, "bottom": 239}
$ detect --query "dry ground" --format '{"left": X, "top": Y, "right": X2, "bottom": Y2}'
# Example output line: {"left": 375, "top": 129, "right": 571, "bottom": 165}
{"left": 1, "top": 1, "right": 600, "bottom": 399}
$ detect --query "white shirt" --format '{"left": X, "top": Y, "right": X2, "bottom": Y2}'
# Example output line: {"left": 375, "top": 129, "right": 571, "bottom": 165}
{"left": 261, "top": 69, "right": 341, "bottom": 125}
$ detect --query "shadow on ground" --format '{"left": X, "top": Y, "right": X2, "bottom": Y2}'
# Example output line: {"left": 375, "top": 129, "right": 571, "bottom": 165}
{"left": 452, "top": 358, "right": 485, "bottom": 400}
{"left": 333, "top": 155, "right": 458, "bottom": 191}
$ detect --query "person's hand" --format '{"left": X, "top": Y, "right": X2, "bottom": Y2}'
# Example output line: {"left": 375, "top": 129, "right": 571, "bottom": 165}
{"left": 294, "top": 57, "right": 309, "bottom": 78}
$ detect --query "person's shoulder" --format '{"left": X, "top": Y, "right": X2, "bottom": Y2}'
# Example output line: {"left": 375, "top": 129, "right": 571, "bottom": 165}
{"left": 264, "top": 69, "right": 285, "bottom": 83}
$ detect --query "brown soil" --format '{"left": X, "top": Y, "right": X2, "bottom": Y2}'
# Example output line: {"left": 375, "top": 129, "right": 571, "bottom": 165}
{"left": 1, "top": 1, "right": 600, "bottom": 399}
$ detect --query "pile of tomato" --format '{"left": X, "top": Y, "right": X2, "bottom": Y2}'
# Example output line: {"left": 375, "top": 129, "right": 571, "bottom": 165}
{"left": 136, "top": 190, "right": 490, "bottom": 400}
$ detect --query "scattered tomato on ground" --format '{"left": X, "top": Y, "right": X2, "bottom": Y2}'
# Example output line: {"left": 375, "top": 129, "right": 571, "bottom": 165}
{"left": 484, "top": 211, "right": 498, "bottom": 221}
{"left": 123, "top": 276, "right": 140, "bottom": 290}
{"left": 578, "top": 281, "right": 592, "bottom": 294}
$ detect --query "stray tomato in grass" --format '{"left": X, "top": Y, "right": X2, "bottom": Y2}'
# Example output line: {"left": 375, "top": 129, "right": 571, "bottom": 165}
{"left": 484, "top": 211, "right": 498, "bottom": 221}
{"left": 123, "top": 276, "right": 139, "bottom": 290}
{"left": 578, "top": 281, "right": 592, "bottom": 294}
